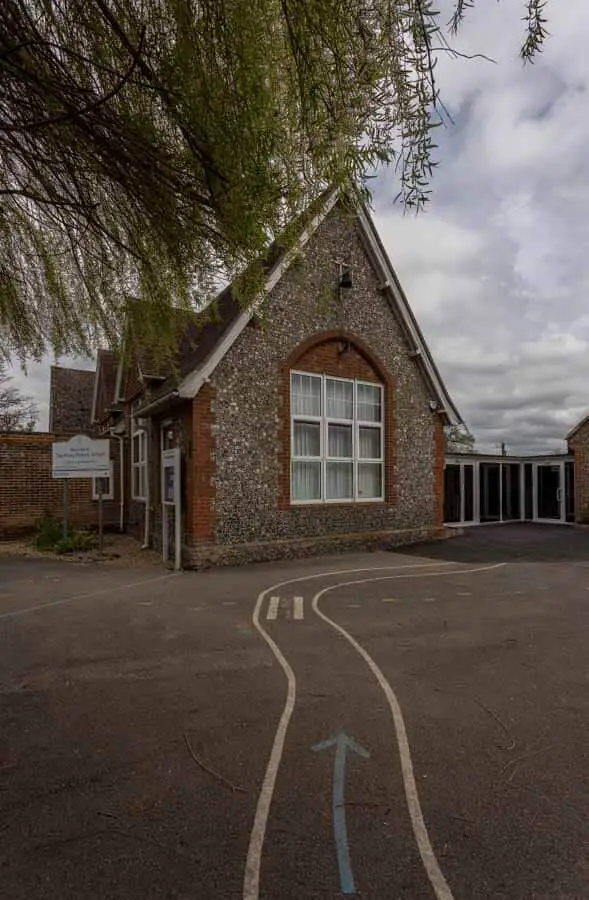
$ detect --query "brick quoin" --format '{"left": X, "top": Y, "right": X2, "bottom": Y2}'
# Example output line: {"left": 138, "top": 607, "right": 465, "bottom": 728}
{"left": 434, "top": 416, "right": 445, "bottom": 528}
{"left": 279, "top": 330, "right": 395, "bottom": 510}
{"left": 566, "top": 425, "right": 589, "bottom": 523}
{"left": 191, "top": 385, "right": 216, "bottom": 542}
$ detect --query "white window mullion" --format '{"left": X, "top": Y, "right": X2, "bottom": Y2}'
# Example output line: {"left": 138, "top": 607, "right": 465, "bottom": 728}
{"left": 321, "top": 375, "right": 325, "bottom": 500}
{"left": 290, "top": 371, "right": 385, "bottom": 504}
{"left": 353, "top": 380, "right": 358, "bottom": 500}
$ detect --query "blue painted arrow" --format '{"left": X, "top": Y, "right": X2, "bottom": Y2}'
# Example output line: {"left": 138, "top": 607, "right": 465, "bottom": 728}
{"left": 312, "top": 731, "right": 370, "bottom": 895}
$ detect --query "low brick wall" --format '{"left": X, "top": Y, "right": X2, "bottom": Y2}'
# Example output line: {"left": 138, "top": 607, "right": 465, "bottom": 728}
{"left": 184, "top": 525, "right": 458, "bottom": 569}
{"left": 0, "top": 432, "right": 120, "bottom": 538}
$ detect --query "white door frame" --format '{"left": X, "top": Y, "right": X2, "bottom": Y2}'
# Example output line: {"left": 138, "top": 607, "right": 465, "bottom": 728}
{"left": 533, "top": 460, "right": 565, "bottom": 523}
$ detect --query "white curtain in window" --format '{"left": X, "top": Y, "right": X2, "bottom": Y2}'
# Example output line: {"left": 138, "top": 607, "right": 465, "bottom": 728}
{"left": 292, "top": 460, "right": 321, "bottom": 500}
{"left": 359, "top": 426, "right": 381, "bottom": 459}
{"left": 292, "top": 374, "right": 321, "bottom": 417}
{"left": 326, "top": 462, "right": 353, "bottom": 499}
{"left": 328, "top": 423, "right": 352, "bottom": 458}
{"left": 358, "top": 463, "right": 382, "bottom": 498}
{"left": 357, "top": 383, "right": 381, "bottom": 422}
{"left": 293, "top": 422, "right": 320, "bottom": 457}
{"left": 326, "top": 379, "right": 353, "bottom": 419}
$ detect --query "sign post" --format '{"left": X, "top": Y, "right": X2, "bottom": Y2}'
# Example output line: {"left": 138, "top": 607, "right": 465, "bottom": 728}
{"left": 63, "top": 481, "right": 69, "bottom": 540}
{"left": 98, "top": 481, "right": 104, "bottom": 553}
{"left": 52, "top": 435, "right": 111, "bottom": 544}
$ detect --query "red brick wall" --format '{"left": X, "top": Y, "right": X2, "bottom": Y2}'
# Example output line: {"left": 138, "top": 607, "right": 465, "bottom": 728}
{"left": 0, "top": 432, "right": 120, "bottom": 538}
{"left": 568, "top": 426, "right": 589, "bottom": 522}
{"left": 191, "top": 386, "right": 216, "bottom": 542}
{"left": 279, "top": 331, "right": 395, "bottom": 509}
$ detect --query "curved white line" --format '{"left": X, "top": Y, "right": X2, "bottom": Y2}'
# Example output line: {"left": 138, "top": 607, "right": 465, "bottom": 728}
{"left": 311, "top": 562, "right": 505, "bottom": 900}
{"left": 242, "top": 559, "right": 461, "bottom": 900}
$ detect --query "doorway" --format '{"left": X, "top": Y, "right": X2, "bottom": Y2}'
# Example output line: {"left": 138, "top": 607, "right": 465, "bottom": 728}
{"left": 535, "top": 462, "right": 563, "bottom": 522}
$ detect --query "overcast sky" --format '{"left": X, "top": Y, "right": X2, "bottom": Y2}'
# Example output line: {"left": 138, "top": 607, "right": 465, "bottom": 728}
{"left": 7, "top": 1, "right": 589, "bottom": 453}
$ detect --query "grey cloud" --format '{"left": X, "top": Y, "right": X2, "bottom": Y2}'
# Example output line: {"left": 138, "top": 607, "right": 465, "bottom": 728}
{"left": 374, "top": 0, "right": 589, "bottom": 453}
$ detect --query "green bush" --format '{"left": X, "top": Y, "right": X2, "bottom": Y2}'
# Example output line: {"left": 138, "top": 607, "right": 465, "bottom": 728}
{"left": 34, "top": 514, "right": 63, "bottom": 550}
{"left": 34, "top": 514, "right": 98, "bottom": 554}
{"left": 54, "top": 532, "right": 98, "bottom": 555}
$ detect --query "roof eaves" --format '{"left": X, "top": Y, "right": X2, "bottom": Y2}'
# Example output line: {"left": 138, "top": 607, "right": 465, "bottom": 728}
{"left": 355, "top": 201, "right": 462, "bottom": 426}
{"left": 177, "top": 186, "right": 341, "bottom": 401}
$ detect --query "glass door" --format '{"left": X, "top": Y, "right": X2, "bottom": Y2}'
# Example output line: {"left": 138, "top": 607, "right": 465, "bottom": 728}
{"left": 535, "top": 462, "right": 564, "bottom": 521}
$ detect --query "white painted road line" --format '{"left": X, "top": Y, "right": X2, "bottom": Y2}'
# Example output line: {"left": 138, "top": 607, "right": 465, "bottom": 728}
{"left": 243, "top": 560, "right": 459, "bottom": 900}
{"left": 0, "top": 572, "right": 177, "bottom": 620}
{"left": 311, "top": 562, "right": 505, "bottom": 900}
{"left": 266, "top": 596, "right": 280, "bottom": 620}
{"left": 293, "top": 596, "right": 304, "bottom": 620}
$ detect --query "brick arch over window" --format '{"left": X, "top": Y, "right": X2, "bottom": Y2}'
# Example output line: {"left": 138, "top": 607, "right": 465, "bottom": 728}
{"left": 279, "top": 331, "right": 395, "bottom": 508}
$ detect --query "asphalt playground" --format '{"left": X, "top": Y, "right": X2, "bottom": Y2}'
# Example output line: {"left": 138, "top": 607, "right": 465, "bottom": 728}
{"left": 1, "top": 523, "right": 588, "bottom": 899}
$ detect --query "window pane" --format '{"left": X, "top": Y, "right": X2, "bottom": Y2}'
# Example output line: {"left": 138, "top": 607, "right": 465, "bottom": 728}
{"left": 292, "top": 373, "right": 321, "bottom": 417}
{"left": 359, "top": 426, "right": 381, "bottom": 459}
{"left": 326, "top": 462, "right": 353, "bottom": 499}
{"left": 133, "top": 433, "right": 140, "bottom": 463}
{"left": 328, "top": 423, "right": 352, "bottom": 458}
{"left": 357, "top": 383, "right": 382, "bottom": 422}
{"left": 293, "top": 422, "right": 320, "bottom": 457}
{"left": 133, "top": 466, "right": 140, "bottom": 498}
{"left": 95, "top": 476, "right": 110, "bottom": 496}
{"left": 292, "top": 461, "right": 321, "bottom": 500}
{"left": 326, "top": 378, "right": 353, "bottom": 419}
{"left": 358, "top": 463, "right": 383, "bottom": 499}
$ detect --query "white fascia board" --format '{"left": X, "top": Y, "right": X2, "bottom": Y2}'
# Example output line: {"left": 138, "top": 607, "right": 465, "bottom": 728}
{"left": 355, "top": 204, "right": 461, "bottom": 426}
{"left": 177, "top": 187, "right": 341, "bottom": 400}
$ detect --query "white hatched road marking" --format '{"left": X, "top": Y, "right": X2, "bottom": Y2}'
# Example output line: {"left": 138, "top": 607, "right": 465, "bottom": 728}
{"left": 266, "top": 596, "right": 280, "bottom": 620}
{"left": 293, "top": 597, "right": 304, "bottom": 620}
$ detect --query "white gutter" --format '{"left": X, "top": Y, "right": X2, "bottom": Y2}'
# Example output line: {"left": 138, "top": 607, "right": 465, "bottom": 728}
{"left": 142, "top": 420, "right": 151, "bottom": 549}
{"left": 109, "top": 428, "right": 125, "bottom": 533}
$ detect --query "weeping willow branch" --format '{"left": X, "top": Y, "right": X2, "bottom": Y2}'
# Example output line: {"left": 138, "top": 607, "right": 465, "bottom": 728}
{"left": 0, "top": 0, "right": 550, "bottom": 363}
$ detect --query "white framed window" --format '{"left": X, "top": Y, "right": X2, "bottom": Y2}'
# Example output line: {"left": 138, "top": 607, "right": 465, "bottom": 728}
{"left": 132, "top": 427, "right": 148, "bottom": 501}
{"left": 92, "top": 462, "right": 114, "bottom": 500}
{"left": 291, "top": 371, "right": 384, "bottom": 503}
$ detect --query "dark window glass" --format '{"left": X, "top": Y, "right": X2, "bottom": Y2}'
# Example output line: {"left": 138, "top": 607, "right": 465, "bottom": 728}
{"left": 501, "top": 463, "right": 521, "bottom": 521}
{"left": 444, "top": 465, "right": 461, "bottom": 523}
{"left": 480, "top": 463, "right": 500, "bottom": 522}
{"left": 464, "top": 465, "right": 474, "bottom": 521}
{"left": 524, "top": 464, "right": 533, "bottom": 519}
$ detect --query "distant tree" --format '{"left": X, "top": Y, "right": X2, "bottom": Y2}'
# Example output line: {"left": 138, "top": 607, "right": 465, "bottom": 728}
{"left": 0, "top": 363, "right": 38, "bottom": 431}
{"left": 0, "top": 1, "right": 549, "bottom": 362}
{"left": 445, "top": 424, "right": 475, "bottom": 454}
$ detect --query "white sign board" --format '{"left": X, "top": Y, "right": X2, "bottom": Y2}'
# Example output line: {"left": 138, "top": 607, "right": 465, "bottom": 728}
{"left": 52, "top": 434, "right": 110, "bottom": 479}
{"left": 161, "top": 447, "right": 180, "bottom": 506}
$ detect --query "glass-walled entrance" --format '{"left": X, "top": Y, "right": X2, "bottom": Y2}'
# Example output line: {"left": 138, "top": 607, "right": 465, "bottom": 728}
{"left": 444, "top": 455, "right": 575, "bottom": 526}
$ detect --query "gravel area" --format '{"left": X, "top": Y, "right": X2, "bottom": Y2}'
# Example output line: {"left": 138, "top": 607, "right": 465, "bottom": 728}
{"left": 0, "top": 533, "right": 163, "bottom": 567}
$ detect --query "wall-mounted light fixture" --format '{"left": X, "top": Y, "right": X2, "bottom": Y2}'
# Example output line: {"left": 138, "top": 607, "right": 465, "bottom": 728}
{"left": 429, "top": 400, "right": 439, "bottom": 412}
